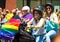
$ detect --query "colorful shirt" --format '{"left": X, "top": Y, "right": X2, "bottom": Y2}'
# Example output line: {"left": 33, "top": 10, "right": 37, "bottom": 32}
{"left": 21, "top": 13, "right": 33, "bottom": 21}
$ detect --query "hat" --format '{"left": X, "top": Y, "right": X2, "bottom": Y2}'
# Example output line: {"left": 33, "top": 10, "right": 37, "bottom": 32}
{"left": 22, "top": 6, "right": 30, "bottom": 12}
{"left": 45, "top": 3, "right": 54, "bottom": 12}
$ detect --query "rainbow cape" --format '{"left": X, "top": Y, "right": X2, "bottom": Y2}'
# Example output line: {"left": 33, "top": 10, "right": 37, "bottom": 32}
{"left": 5, "top": 13, "right": 14, "bottom": 21}
{"left": 1, "top": 13, "right": 14, "bottom": 24}
{"left": 0, "top": 18, "right": 21, "bottom": 39}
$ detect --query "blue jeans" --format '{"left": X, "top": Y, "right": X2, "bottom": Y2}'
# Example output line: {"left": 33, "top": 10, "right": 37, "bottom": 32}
{"left": 33, "top": 35, "right": 44, "bottom": 42}
{"left": 45, "top": 30, "right": 57, "bottom": 42}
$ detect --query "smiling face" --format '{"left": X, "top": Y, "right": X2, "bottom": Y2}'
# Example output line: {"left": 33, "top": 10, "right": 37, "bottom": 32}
{"left": 34, "top": 13, "right": 40, "bottom": 19}
{"left": 22, "top": 10, "right": 28, "bottom": 15}
{"left": 46, "top": 6, "right": 52, "bottom": 14}
{"left": 33, "top": 11, "right": 41, "bottom": 20}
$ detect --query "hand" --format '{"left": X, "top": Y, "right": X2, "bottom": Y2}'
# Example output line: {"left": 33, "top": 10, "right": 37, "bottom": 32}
{"left": 27, "top": 25, "right": 34, "bottom": 28}
{"left": 21, "top": 18, "right": 25, "bottom": 22}
{"left": 31, "top": 25, "right": 35, "bottom": 28}
{"left": 27, "top": 25, "right": 31, "bottom": 28}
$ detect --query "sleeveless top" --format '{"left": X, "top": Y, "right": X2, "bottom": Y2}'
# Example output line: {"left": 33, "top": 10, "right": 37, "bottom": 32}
{"left": 32, "top": 18, "right": 46, "bottom": 35}
{"left": 46, "top": 13, "right": 58, "bottom": 32}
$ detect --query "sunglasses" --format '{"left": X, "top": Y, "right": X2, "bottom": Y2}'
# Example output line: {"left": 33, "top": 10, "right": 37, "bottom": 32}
{"left": 46, "top": 8, "right": 51, "bottom": 10}
{"left": 34, "top": 12, "right": 39, "bottom": 14}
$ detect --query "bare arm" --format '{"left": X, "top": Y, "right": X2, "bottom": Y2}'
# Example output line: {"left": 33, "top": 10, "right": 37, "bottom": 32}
{"left": 34, "top": 18, "right": 45, "bottom": 28}
{"left": 50, "top": 13, "right": 59, "bottom": 24}
{"left": 27, "top": 18, "right": 45, "bottom": 29}
{"left": 27, "top": 18, "right": 34, "bottom": 27}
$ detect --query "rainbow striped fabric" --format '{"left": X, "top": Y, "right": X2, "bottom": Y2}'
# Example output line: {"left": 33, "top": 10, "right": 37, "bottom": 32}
{"left": 0, "top": 18, "right": 21, "bottom": 39}
{"left": 5, "top": 13, "right": 14, "bottom": 21}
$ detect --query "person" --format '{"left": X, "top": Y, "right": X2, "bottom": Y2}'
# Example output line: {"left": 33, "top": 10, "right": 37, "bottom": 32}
{"left": 1, "top": 9, "right": 14, "bottom": 24}
{"left": 44, "top": 3, "right": 59, "bottom": 42}
{"left": 2, "top": 9, "right": 10, "bottom": 19}
{"left": 57, "top": 11, "right": 60, "bottom": 29}
{"left": 21, "top": 6, "right": 33, "bottom": 22}
{"left": 0, "top": 8, "right": 3, "bottom": 27}
{"left": 12, "top": 9, "right": 20, "bottom": 19}
{"left": 27, "top": 6, "right": 45, "bottom": 42}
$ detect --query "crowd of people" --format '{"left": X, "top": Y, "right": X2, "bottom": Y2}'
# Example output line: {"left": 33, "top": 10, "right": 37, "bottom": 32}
{"left": 0, "top": 3, "right": 60, "bottom": 42}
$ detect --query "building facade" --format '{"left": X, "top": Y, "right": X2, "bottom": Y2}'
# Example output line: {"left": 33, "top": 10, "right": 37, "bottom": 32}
{"left": 0, "top": 0, "right": 16, "bottom": 11}
{"left": 6, "top": 0, "right": 16, "bottom": 11}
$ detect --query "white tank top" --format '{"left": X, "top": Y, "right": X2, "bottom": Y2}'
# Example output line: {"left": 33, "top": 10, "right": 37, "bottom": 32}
{"left": 32, "top": 18, "right": 46, "bottom": 35}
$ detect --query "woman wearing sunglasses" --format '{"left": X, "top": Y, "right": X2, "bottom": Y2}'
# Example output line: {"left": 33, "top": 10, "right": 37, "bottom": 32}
{"left": 45, "top": 3, "right": 59, "bottom": 42}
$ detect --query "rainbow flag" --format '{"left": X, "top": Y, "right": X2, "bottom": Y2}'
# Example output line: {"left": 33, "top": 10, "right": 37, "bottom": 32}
{"left": 0, "top": 18, "right": 21, "bottom": 39}
{"left": 1, "top": 13, "right": 14, "bottom": 23}
{"left": 5, "top": 13, "right": 14, "bottom": 21}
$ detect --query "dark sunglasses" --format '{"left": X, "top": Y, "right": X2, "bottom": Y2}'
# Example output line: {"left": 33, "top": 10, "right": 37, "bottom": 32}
{"left": 34, "top": 12, "right": 39, "bottom": 14}
{"left": 46, "top": 8, "right": 51, "bottom": 10}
